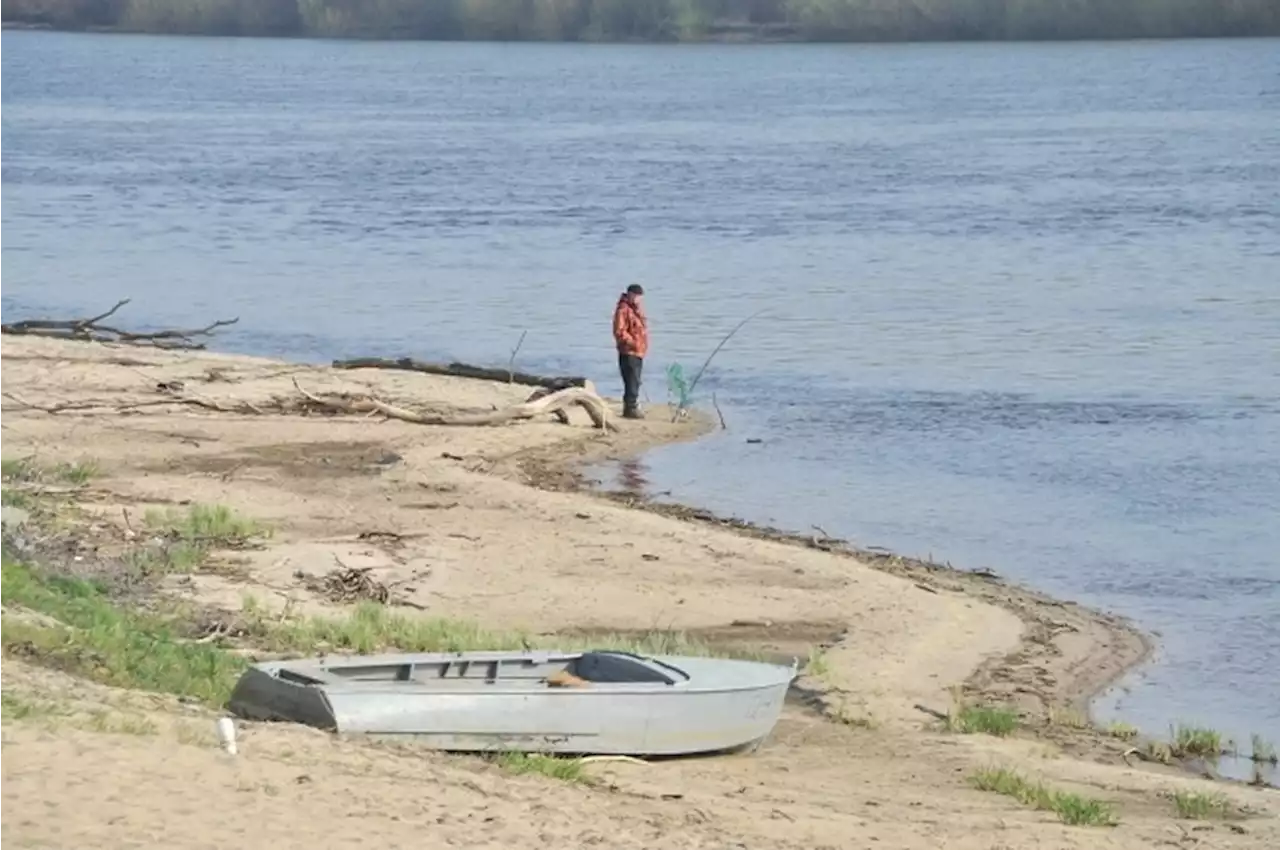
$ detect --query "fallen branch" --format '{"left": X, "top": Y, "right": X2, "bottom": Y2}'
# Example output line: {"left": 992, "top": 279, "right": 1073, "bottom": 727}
{"left": 1, "top": 299, "right": 239, "bottom": 350}
{"left": 331, "top": 356, "right": 586, "bottom": 391}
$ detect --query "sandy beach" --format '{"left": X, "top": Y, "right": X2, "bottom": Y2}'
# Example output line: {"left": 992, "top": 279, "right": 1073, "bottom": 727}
{"left": 1, "top": 334, "right": 1274, "bottom": 849}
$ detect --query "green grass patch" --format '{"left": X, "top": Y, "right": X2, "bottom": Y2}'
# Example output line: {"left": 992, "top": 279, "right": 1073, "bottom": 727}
{"left": 2, "top": 456, "right": 98, "bottom": 510}
{"left": 1169, "top": 724, "right": 1224, "bottom": 758}
{"left": 242, "top": 594, "right": 752, "bottom": 660}
{"left": 586, "top": 628, "right": 757, "bottom": 659}
{"left": 2, "top": 488, "right": 34, "bottom": 509}
{"left": 249, "top": 599, "right": 533, "bottom": 655}
{"left": 490, "top": 752, "right": 589, "bottom": 783}
{"left": 1169, "top": 790, "right": 1235, "bottom": 820}
{"left": 55, "top": 461, "right": 99, "bottom": 485}
{"left": 2, "top": 456, "right": 99, "bottom": 486}
{"left": 144, "top": 503, "right": 268, "bottom": 546}
{"left": 3, "top": 556, "right": 750, "bottom": 712}
{"left": 1, "top": 689, "right": 71, "bottom": 722}
{"left": 125, "top": 504, "right": 270, "bottom": 576}
{"left": 3, "top": 457, "right": 34, "bottom": 484}
{"left": 2, "top": 558, "right": 247, "bottom": 706}
{"left": 948, "top": 704, "right": 1019, "bottom": 737}
{"left": 124, "top": 540, "right": 207, "bottom": 576}
{"left": 971, "top": 767, "right": 1118, "bottom": 827}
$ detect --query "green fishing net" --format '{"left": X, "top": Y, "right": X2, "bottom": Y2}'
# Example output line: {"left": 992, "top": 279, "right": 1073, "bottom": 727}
{"left": 666, "top": 363, "right": 690, "bottom": 409}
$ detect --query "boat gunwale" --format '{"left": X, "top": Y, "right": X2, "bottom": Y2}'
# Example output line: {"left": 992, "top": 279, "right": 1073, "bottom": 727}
{"left": 248, "top": 649, "right": 798, "bottom": 694}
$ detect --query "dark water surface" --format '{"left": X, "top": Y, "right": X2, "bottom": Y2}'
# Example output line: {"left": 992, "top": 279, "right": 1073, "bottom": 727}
{"left": 3, "top": 32, "right": 1278, "bottom": 760}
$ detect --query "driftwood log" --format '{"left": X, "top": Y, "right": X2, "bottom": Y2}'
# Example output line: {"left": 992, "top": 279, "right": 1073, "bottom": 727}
{"left": 332, "top": 356, "right": 587, "bottom": 391}
{"left": 1, "top": 299, "right": 238, "bottom": 350}
{"left": 292, "top": 379, "right": 614, "bottom": 430}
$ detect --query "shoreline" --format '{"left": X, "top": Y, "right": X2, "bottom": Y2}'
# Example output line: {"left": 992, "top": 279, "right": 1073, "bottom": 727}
{"left": 5, "top": 20, "right": 1278, "bottom": 43}
{"left": 496, "top": 424, "right": 1156, "bottom": 723}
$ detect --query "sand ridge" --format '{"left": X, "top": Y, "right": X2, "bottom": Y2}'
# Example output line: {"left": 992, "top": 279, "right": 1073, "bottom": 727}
{"left": 2, "top": 335, "right": 1275, "bottom": 850}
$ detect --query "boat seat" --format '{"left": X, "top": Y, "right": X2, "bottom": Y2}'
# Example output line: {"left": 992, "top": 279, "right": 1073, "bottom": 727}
{"left": 572, "top": 652, "right": 677, "bottom": 685}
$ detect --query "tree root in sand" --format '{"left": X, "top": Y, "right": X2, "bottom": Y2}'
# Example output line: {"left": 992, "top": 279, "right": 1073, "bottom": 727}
{"left": 2, "top": 379, "right": 616, "bottom": 431}
{"left": 1, "top": 299, "right": 238, "bottom": 350}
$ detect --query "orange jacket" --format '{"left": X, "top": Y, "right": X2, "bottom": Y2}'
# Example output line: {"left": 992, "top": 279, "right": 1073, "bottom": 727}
{"left": 612, "top": 293, "right": 648, "bottom": 357}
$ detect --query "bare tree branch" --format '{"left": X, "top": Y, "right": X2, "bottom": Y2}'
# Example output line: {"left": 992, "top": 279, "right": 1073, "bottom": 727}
{"left": 2, "top": 300, "right": 239, "bottom": 350}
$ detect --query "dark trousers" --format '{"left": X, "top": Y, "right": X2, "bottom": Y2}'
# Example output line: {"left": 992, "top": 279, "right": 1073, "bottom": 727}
{"left": 618, "top": 352, "right": 643, "bottom": 414}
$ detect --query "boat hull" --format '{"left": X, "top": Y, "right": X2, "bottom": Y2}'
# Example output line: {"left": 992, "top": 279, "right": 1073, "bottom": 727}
{"left": 228, "top": 650, "right": 795, "bottom": 756}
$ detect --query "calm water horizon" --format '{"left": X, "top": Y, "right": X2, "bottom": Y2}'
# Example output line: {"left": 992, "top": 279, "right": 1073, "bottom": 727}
{"left": 3, "top": 31, "right": 1278, "bottom": 767}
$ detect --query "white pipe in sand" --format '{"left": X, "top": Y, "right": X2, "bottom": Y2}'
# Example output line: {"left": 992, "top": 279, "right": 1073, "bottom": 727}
{"left": 216, "top": 717, "right": 237, "bottom": 755}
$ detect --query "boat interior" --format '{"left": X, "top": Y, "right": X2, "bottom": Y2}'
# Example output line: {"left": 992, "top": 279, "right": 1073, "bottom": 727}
{"left": 273, "top": 651, "right": 690, "bottom": 689}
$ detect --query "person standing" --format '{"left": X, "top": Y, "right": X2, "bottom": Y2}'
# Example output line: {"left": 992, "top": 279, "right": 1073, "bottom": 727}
{"left": 612, "top": 283, "right": 648, "bottom": 419}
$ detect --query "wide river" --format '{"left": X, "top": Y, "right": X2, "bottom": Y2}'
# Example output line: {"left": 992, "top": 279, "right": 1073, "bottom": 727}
{"left": 3, "top": 31, "right": 1278, "bottom": 765}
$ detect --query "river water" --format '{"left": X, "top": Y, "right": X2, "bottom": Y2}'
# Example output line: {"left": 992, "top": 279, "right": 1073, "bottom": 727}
{"left": 3, "top": 32, "right": 1278, "bottom": 764}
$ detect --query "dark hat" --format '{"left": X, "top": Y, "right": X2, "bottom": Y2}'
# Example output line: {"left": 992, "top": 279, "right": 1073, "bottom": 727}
{"left": 626, "top": 283, "right": 645, "bottom": 295}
